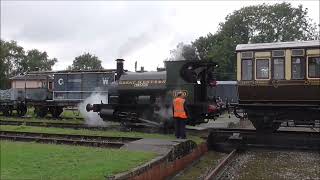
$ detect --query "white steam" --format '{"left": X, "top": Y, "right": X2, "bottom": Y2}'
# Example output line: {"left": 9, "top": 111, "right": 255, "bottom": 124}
{"left": 78, "top": 93, "right": 108, "bottom": 126}
{"left": 168, "top": 42, "right": 186, "bottom": 61}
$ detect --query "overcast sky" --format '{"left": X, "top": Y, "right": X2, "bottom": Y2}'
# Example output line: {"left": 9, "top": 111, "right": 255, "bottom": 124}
{"left": 1, "top": 1, "right": 319, "bottom": 71}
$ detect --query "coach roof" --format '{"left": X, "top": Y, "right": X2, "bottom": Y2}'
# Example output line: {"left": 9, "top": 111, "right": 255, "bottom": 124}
{"left": 236, "top": 40, "right": 320, "bottom": 51}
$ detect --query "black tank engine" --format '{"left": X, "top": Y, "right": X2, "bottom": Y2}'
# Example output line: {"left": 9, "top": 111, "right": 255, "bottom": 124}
{"left": 86, "top": 59, "right": 220, "bottom": 128}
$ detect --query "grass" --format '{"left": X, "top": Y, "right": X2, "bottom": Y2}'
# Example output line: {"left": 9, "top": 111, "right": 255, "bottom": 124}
{"left": 173, "top": 151, "right": 225, "bottom": 180}
{"left": 0, "top": 140, "right": 156, "bottom": 179}
{"left": 0, "top": 125, "right": 204, "bottom": 144}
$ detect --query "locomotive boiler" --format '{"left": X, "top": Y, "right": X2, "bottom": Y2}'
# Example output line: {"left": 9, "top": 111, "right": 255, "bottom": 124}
{"left": 86, "top": 59, "right": 220, "bottom": 128}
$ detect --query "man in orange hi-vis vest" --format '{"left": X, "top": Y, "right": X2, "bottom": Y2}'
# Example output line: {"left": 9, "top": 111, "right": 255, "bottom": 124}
{"left": 173, "top": 92, "right": 188, "bottom": 139}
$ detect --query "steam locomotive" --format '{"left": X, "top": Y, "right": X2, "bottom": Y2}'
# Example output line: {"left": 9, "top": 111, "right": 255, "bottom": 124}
{"left": 86, "top": 59, "right": 220, "bottom": 128}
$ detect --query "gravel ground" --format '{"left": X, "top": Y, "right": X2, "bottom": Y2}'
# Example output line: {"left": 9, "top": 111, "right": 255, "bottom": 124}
{"left": 220, "top": 150, "right": 320, "bottom": 180}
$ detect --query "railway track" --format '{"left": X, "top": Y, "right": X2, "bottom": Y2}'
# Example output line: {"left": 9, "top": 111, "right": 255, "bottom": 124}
{"left": 0, "top": 130, "right": 140, "bottom": 148}
{"left": 0, "top": 119, "right": 166, "bottom": 133}
{"left": 0, "top": 119, "right": 118, "bottom": 130}
{"left": 207, "top": 128, "right": 320, "bottom": 151}
{"left": 204, "top": 149, "right": 237, "bottom": 180}
{"left": 0, "top": 114, "right": 84, "bottom": 120}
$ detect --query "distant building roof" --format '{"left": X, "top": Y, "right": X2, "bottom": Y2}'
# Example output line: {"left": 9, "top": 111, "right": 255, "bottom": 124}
{"left": 53, "top": 69, "right": 116, "bottom": 74}
{"left": 236, "top": 40, "right": 320, "bottom": 51}
{"left": 10, "top": 74, "right": 53, "bottom": 80}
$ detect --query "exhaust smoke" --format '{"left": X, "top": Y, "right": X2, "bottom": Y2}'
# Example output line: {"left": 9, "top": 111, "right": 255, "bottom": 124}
{"left": 78, "top": 93, "right": 108, "bottom": 126}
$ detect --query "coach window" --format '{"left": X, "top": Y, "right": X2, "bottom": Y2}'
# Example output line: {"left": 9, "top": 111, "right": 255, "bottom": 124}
{"left": 272, "top": 50, "right": 285, "bottom": 80}
{"left": 241, "top": 59, "right": 253, "bottom": 80}
{"left": 273, "top": 58, "right": 285, "bottom": 79}
{"left": 308, "top": 57, "right": 320, "bottom": 78}
{"left": 292, "top": 57, "right": 305, "bottom": 79}
{"left": 291, "top": 49, "right": 305, "bottom": 79}
{"left": 256, "top": 59, "right": 269, "bottom": 79}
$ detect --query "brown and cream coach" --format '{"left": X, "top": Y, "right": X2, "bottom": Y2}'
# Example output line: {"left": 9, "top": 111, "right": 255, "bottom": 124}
{"left": 234, "top": 40, "right": 320, "bottom": 132}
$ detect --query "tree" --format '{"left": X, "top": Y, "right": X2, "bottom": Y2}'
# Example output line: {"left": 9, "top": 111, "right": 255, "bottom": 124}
{"left": 0, "top": 40, "right": 25, "bottom": 89}
{"left": 70, "top": 53, "right": 103, "bottom": 70}
{"left": 191, "top": 2, "right": 319, "bottom": 80}
{"left": 0, "top": 39, "right": 58, "bottom": 89}
{"left": 19, "top": 49, "right": 57, "bottom": 73}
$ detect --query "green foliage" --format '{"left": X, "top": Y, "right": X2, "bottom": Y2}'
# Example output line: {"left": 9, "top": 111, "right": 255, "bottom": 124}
{"left": 0, "top": 40, "right": 25, "bottom": 89}
{"left": 0, "top": 39, "right": 57, "bottom": 89}
{"left": 178, "top": 2, "right": 319, "bottom": 80}
{"left": 1, "top": 140, "right": 155, "bottom": 179}
{"left": 19, "top": 49, "right": 57, "bottom": 72}
{"left": 70, "top": 53, "right": 103, "bottom": 70}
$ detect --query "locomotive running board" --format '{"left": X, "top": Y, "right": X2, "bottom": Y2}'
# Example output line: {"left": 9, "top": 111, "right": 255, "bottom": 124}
{"left": 137, "top": 118, "right": 161, "bottom": 127}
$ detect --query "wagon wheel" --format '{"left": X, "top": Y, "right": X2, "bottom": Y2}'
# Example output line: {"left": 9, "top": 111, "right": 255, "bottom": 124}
{"left": 35, "top": 106, "right": 48, "bottom": 118}
{"left": 17, "top": 103, "right": 27, "bottom": 117}
{"left": 3, "top": 106, "right": 12, "bottom": 116}
{"left": 50, "top": 107, "right": 63, "bottom": 119}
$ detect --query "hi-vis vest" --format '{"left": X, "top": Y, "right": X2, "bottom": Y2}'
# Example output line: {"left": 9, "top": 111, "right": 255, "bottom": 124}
{"left": 173, "top": 97, "right": 187, "bottom": 119}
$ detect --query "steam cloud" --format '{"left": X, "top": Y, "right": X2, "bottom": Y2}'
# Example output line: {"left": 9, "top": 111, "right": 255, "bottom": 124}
{"left": 170, "top": 44, "right": 185, "bottom": 61}
{"left": 78, "top": 93, "right": 108, "bottom": 126}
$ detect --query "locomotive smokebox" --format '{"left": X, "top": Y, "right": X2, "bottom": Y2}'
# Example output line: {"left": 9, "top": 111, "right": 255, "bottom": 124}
{"left": 86, "top": 104, "right": 93, "bottom": 112}
{"left": 115, "top": 59, "right": 125, "bottom": 81}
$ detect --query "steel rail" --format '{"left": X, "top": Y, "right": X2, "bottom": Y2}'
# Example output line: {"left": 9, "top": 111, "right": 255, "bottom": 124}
{"left": 207, "top": 128, "right": 320, "bottom": 151}
{"left": 204, "top": 149, "right": 237, "bottom": 180}
{"left": 0, "top": 115, "right": 84, "bottom": 120}
{"left": 0, "top": 130, "right": 140, "bottom": 142}
{"left": 0, "top": 119, "right": 117, "bottom": 130}
{"left": 0, "top": 130, "right": 140, "bottom": 148}
{"left": 0, "top": 134, "right": 124, "bottom": 148}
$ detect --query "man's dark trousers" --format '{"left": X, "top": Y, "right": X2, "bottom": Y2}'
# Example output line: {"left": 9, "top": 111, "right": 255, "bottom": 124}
{"left": 174, "top": 118, "right": 186, "bottom": 139}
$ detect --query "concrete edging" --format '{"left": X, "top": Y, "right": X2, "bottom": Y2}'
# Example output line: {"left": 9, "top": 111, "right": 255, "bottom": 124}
{"left": 110, "top": 141, "right": 208, "bottom": 180}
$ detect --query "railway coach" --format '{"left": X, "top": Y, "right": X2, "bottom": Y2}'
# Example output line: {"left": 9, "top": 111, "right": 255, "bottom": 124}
{"left": 235, "top": 40, "right": 320, "bottom": 132}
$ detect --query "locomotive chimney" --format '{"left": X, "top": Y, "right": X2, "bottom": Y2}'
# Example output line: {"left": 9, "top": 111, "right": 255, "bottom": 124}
{"left": 134, "top": 61, "right": 137, "bottom": 72}
{"left": 115, "top": 58, "right": 124, "bottom": 81}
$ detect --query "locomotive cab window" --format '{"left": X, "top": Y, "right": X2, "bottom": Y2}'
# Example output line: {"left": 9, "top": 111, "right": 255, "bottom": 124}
{"left": 256, "top": 59, "right": 269, "bottom": 79}
{"left": 308, "top": 56, "right": 320, "bottom": 78}
{"left": 241, "top": 59, "right": 253, "bottom": 80}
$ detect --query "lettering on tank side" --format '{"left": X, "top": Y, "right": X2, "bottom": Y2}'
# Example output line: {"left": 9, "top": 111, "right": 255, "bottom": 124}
{"left": 58, "top": 78, "right": 64, "bottom": 85}
{"left": 102, "top": 78, "right": 109, "bottom": 85}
